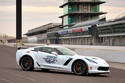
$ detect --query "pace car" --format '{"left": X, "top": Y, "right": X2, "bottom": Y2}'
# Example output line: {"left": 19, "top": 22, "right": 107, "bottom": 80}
{"left": 16, "top": 45, "right": 110, "bottom": 75}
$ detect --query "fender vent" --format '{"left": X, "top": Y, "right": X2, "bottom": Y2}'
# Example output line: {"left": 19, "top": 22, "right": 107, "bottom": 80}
{"left": 36, "top": 62, "right": 40, "bottom": 66}
{"left": 64, "top": 58, "right": 72, "bottom": 66}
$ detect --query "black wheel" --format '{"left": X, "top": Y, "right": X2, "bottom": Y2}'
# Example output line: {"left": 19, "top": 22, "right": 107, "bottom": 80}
{"left": 73, "top": 60, "right": 87, "bottom": 75}
{"left": 20, "top": 56, "right": 34, "bottom": 71}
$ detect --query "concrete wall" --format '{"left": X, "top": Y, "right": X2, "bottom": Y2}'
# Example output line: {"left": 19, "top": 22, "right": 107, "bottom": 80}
{"left": 58, "top": 35, "right": 125, "bottom": 46}
{"left": 101, "top": 36, "right": 125, "bottom": 46}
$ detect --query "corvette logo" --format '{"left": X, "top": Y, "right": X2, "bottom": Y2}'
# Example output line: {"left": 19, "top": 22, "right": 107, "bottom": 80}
{"left": 43, "top": 56, "right": 57, "bottom": 64}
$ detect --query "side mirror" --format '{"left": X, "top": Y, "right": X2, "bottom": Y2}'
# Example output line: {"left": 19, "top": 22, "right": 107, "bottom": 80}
{"left": 51, "top": 52, "right": 58, "bottom": 56}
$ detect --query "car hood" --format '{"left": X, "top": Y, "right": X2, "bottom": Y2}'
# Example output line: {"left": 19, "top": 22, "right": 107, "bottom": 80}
{"left": 75, "top": 55, "right": 109, "bottom": 66}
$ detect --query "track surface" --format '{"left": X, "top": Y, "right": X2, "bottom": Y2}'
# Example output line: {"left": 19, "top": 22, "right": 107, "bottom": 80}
{"left": 0, "top": 45, "right": 125, "bottom": 83}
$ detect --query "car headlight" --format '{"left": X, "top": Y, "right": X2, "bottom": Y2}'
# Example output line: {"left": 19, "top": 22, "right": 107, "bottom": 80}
{"left": 85, "top": 58, "right": 97, "bottom": 64}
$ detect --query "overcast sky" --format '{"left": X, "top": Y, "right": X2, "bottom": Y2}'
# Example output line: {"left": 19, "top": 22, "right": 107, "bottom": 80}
{"left": 0, "top": 0, "right": 125, "bottom": 37}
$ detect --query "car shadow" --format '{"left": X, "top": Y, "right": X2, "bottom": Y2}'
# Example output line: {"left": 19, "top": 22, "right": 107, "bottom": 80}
{"left": 3, "top": 66, "right": 109, "bottom": 77}
{"left": 33, "top": 69, "right": 109, "bottom": 77}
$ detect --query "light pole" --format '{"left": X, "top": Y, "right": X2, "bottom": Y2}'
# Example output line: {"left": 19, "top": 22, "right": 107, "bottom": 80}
{"left": 16, "top": 0, "right": 22, "bottom": 40}
{"left": 16, "top": 0, "right": 22, "bottom": 46}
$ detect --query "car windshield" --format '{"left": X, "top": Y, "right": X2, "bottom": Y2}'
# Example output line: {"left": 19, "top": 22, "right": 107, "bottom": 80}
{"left": 54, "top": 47, "right": 77, "bottom": 56}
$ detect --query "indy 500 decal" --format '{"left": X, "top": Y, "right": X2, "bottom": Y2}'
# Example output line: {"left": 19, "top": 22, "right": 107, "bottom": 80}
{"left": 43, "top": 56, "right": 57, "bottom": 64}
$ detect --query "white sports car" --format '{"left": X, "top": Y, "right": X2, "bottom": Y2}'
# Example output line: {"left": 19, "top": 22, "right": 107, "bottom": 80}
{"left": 16, "top": 45, "right": 110, "bottom": 75}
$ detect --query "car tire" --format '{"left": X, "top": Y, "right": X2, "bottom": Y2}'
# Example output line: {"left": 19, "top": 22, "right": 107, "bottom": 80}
{"left": 20, "top": 56, "right": 34, "bottom": 71}
{"left": 73, "top": 60, "right": 87, "bottom": 75}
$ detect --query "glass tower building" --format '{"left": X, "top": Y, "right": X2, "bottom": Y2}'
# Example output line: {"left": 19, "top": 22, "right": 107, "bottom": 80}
{"left": 59, "top": 0, "right": 106, "bottom": 29}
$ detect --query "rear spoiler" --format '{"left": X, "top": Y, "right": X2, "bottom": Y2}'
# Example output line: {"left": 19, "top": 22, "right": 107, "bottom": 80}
{"left": 18, "top": 47, "right": 27, "bottom": 50}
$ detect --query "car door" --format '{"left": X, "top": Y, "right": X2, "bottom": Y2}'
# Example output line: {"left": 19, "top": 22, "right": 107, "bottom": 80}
{"left": 36, "top": 47, "right": 59, "bottom": 69}
{"left": 55, "top": 54, "right": 73, "bottom": 69}
{"left": 49, "top": 48, "right": 73, "bottom": 70}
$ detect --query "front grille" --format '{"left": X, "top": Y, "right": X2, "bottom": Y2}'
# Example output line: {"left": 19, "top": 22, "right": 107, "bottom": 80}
{"left": 98, "top": 67, "right": 109, "bottom": 71}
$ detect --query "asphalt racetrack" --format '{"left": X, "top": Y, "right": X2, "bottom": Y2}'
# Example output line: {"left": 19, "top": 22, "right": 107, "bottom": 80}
{"left": 0, "top": 45, "right": 125, "bottom": 83}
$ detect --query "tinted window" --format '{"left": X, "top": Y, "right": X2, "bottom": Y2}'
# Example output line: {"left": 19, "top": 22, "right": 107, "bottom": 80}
{"left": 39, "top": 47, "right": 53, "bottom": 54}
{"left": 53, "top": 47, "right": 76, "bottom": 56}
{"left": 34, "top": 47, "right": 76, "bottom": 56}
{"left": 33, "top": 48, "right": 39, "bottom": 51}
